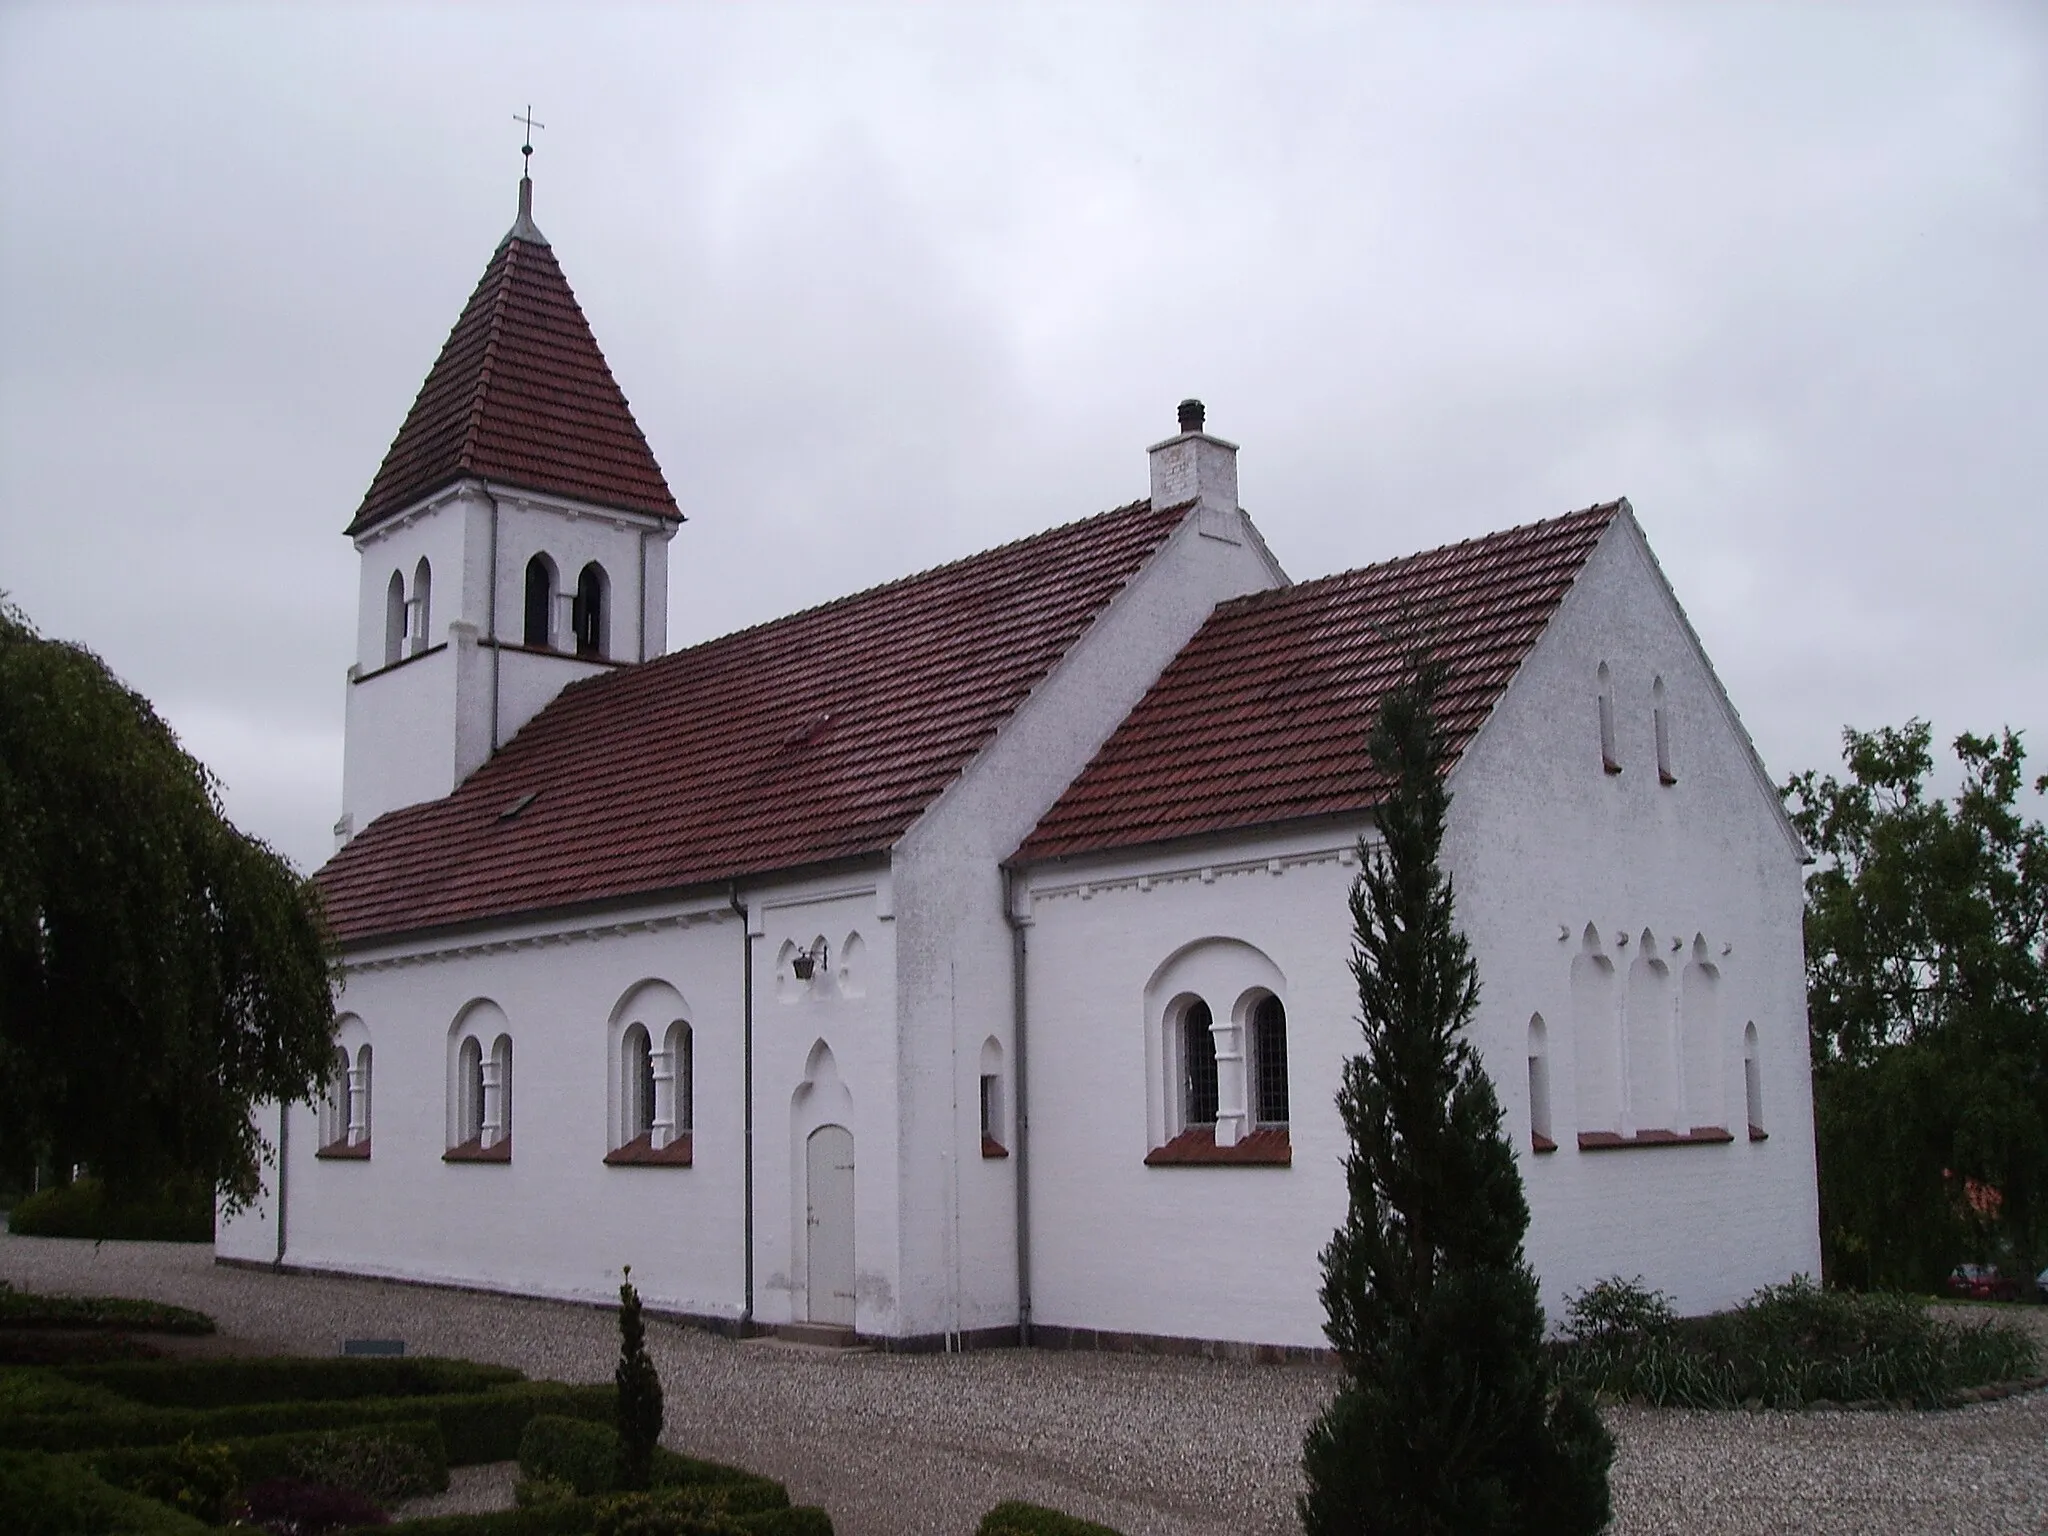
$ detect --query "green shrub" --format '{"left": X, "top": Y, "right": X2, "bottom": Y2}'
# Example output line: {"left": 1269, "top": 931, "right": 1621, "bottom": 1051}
{"left": 732, "top": 1509, "right": 833, "bottom": 1536}
{"left": 977, "top": 1502, "right": 1128, "bottom": 1536}
{"left": 0, "top": 1448, "right": 213, "bottom": 1535}
{"left": 0, "top": 1366, "right": 137, "bottom": 1417}
{"left": 521, "top": 1413, "right": 618, "bottom": 1496}
{"left": 93, "top": 1420, "right": 447, "bottom": 1505}
{"left": 0, "top": 1290, "right": 216, "bottom": 1335}
{"left": 344, "top": 1499, "right": 607, "bottom": 1536}
{"left": 594, "top": 1487, "right": 749, "bottom": 1536}
{"left": 516, "top": 1475, "right": 579, "bottom": 1508}
{"left": 123, "top": 1435, "right": 241, "bottom": 1524}
{"left": 614, "top": 1268, "right": 664, "bottom": 1494}
{"left": 1558, "top": 1273, "right": 2044, "bottom": 1409}
{"left": 62, "top": 1354, "right": 522, "bottom": 1408}
{"left": 6, "top": 1178, "right": 213, "bottom": 1243}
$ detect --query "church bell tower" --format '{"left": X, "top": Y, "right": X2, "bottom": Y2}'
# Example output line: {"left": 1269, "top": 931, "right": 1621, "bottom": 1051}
{"left": 336, "top": 167, "right": 681, "bottom": 846}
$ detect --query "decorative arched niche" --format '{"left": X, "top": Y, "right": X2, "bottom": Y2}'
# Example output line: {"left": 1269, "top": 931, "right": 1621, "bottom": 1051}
{"left": 1140, "top": 937, "right": 1291, "bottom": 1164}
{"left": 606, "top": 979, "right": 694, "bottom": 1165}
{"left": 409, "top": 557, "right": 433, "bottom": 656}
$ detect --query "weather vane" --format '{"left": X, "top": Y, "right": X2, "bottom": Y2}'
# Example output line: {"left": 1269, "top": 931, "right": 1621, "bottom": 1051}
{"left": 514, "top": 105, "right": 545, "bottom": 170}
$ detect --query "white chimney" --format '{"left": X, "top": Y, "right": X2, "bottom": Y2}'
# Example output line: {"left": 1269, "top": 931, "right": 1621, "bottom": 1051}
{"left": 1148, "top": 398, "right": 1241, "bottom": 543}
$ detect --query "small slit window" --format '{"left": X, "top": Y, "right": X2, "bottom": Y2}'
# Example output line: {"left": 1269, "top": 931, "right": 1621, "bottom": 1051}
{"left": 1654, "top": 676, "right": 1674, "bottom": 784}
{"left": 1182, "top": 1000, "right": 1219, "bottom": 1129}
{"left": 409, "top": 557, "right": 433, "bottom": 656}
{"left": 1527, "top": 1014, "right": 1554, "bottom": 1152}
{"left": 457, "top": 1035, "right": 484, "bottom": 1145}
{"left": 1744, "top": 1022, "right": 1765, "bottom": 1139}
{"left": 320, "top": 1047, "right": 350, "bottom": 1149}
{"left": 621, "top": 1023, "right": 654, "bottom": 1142}
{"left": 1598, "top": 661, "right": 1620, "bottom": 774}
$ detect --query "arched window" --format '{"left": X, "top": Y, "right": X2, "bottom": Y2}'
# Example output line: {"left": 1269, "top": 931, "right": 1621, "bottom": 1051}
{"left": 484, "top": 1034, "right": 513, "bottom": 1148}
{"left": 979, "top": 1037, "right": 1007, "bottom": 1157}
{"left": 1250, "top": 995, "right": 1289, "bottom": 1128}
{"left": 606, "top": 982, "right": 694, "bottom": 1165}
{"left": 1181, "top": 1000, "right": 1219, "bottom": 1129}
{"left": 573, "top": 562, "right": 609, "bottom": 658}
{"left": 1744, "top": 1022, "right": 1765, "bottom": 1139}
{"left": 383, "top": 570, "right": 406, "bottom": 667}
{"left": 1653, "top": 675, "right": 1674, "bottom": 784}
{"left": 523, "top": 555, "right": 557, "bottom": 648}
{"left": 621, "top": 1024, "right": 653, "bottom": 1143}
{"left": 350, "top": 1044, "right": 372, "bottom": 1148}
{"left": 1572, "top": 928, "right": 1620, "bottom": 1135}
{"left": 1597, "top": 661, "right": 1620, "bottom": 774}
{"left": 664, "top": 1020, "right": 693, "bottom": 1140}
{"left": 409, "top": 558, "right": 433, "bottom": 656}
{"left": 456, "top": 1035, "right": 484, "bottom": 1146}
{"left": 1528, "top": 1014, "right": 1554, "bottom": 1152}
{"left": 319, "top": 1047, "right": 350, "bottom": 1150}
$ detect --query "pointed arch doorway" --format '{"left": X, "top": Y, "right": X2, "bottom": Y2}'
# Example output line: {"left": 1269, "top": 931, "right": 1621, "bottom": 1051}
{"left": 805, "top": 1124, "right": 856, "bottom": 1327}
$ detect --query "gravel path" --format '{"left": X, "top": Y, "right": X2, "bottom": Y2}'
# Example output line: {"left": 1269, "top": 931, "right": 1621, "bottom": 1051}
{"left": 4, "top": 1235, "right": 2043, "bottom": 1536}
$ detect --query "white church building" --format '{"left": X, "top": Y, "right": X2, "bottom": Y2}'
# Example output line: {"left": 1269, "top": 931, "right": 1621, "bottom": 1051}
{"left": 218, "top": 174, "right": 1823, "bottom": 1353}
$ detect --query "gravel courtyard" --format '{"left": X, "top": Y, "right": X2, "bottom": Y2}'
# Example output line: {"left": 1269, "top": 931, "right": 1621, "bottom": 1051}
{"left": 3, "top": 1235, "right": 2043, "bottom": 1536}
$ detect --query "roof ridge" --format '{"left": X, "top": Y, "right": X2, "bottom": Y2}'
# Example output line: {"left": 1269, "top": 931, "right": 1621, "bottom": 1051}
{"left": 1208, "top": 500, "right": 1621, "bottom": 619}
{"left": 455, "top": 241, "right": 519, "bottom": 478}
{"left": 634, "top": 497, "right": 1186, "bottom": 665}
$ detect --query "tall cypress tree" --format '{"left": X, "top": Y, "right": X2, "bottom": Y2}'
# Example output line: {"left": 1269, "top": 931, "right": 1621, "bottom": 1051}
{"left": 615, "top": 1265, "right": 664, "bottom": 1492}
{"left": 1301, "top": 659, "right": 1611, "bottom": 1536}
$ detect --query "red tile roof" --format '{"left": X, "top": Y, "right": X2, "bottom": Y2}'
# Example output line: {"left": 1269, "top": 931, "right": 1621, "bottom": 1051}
{"left": 1013, "top": 502, "right": 1622, "bottom": 862}
{"left": 316, "top": 499, "right": 1190, "bottom": 943}
{"left": 347, "top": 213, "right": 678, "bottom": 536}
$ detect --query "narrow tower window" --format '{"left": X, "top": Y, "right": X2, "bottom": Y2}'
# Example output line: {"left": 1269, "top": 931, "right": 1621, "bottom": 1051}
{"left": 409, "top": 558, "right": 433, "bottom": 656}
{"left": 1597, "top": 661, "right": 1620, "bottom": 774}
{"left": 1654, "top": 676, "right": 1674, "bottom": 784}
{"left": 573, "top": 562, "right": 610, "bottom": 658}
{"left": 383, "top": 571, "right": 407, "bottom": 667}
{"left": 523, "top": 555, "right": 557, "bottom": 648}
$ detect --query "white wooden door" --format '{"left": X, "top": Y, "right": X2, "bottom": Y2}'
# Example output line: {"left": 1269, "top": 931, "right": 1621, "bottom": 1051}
{"left": 805, "top": 1124, "right": 856, "bottom": 1326}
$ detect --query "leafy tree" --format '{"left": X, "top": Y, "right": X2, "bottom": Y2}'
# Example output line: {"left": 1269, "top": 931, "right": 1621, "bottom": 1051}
{"left": 0, "top": 602, "right": 335, "bottom": 1208}
{"left": 615, "top": 1265, "right": 664, "bottom": 1492}
{"left": 1301, "top": 659, "right": 1611, "bottom": 1536}
{"left": 1783, "top": 720, "right": 2047, "bottom": 1288}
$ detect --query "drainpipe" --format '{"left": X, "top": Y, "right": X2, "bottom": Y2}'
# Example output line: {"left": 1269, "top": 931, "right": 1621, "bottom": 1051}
{"left": 728, "top": 883, "right": 755, "bottom": 1333}
{"left": 273, "top": 1100, "right": 289, "bottom": 1269}
{"left": 482, "top": 484, "right": 503, "bottom": 751}
{"left": 1001, "top": 868, "right": 1031, "bottom": 1344}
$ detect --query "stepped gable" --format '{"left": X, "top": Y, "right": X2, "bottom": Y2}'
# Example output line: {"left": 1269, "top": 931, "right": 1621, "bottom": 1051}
{"left": 1014, "top": 501, "right": 1623, "bottom": 862}
{"left": 317, "top": 498, "right": 1190, "bottom": 943}
{"left": 347, "top": 195, "right": 677, "bottom": 536}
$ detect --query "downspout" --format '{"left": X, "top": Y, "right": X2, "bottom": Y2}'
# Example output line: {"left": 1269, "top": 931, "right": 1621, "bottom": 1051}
{"left": 273, "top": 1100, "right": 289, "bottom": 1269}
{"left": 483, "top": 485, "right": 503, "bottom": 751}
{"left": 728, "top": 883, "right": 755, "bottom": 1333}
{"left": 1001, "top": 867, "right": 1031, "bottom": 1344}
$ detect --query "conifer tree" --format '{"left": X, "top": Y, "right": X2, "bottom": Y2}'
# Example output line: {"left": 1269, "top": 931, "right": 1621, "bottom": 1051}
{"left": 615, "top": 1265, "right": 664, "bottom": 1492}
{"left": 1301, "top": 659, "right": 1611, "bottom": 1536}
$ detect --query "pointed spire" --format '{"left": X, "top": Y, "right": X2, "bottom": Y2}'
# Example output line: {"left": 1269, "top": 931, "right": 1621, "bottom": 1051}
{"left": 503, "top": 172, "right": 549, "bottom": 248}
{"left": 348, "top": 196, "right": 676, "bottom": 536}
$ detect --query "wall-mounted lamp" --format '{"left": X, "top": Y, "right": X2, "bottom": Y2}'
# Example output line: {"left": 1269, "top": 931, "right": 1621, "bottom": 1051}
{"left": 791, "top": 940, "right": 829, "bottom": 981}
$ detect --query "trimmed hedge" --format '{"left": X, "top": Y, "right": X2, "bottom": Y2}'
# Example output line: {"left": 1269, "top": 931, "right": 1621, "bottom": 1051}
{"left": 519, "top": 1415, "right": 787, "bottom": 1504}
{"left": 978, "top": 1502, "right": 1128, "bottom": 1536}
{"left": 349, "top": 1497, "right": 831, "bottom": 1536}
{"left": 90, "top": 1417, "right": 449, "bottom": 1501}
{"left": 61, "top": 1354, "right": 522, "bottom": 1407}
{"left": 0, "top": 1367, "right": 137, "bottom": 1418}
{"left": 0, "top": 1448, "right": 212, "bottom": 1536}
{"left": 6, "top": 1179, "right": 213, "bottom": 1243}
{"left": 0, "top": 1290, "right": 216, "bottom": 1336}
{"left": 1, "top": 1379, "right": 613, "bottom": 1463}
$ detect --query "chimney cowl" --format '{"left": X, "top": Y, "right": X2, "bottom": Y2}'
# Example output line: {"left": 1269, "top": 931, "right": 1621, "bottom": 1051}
{"left": 1177, "top": 398, "right": 1205, "bottom": 434}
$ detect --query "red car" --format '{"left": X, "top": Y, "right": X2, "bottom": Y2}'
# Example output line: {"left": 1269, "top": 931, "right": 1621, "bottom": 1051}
{"left": 1947, "top": 1263, "right": 2022, "bottom": 1302}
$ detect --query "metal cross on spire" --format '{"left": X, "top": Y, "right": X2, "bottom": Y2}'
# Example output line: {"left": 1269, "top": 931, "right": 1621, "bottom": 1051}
{"left": 514, "top": 105, "right": 545, "bottom": 170}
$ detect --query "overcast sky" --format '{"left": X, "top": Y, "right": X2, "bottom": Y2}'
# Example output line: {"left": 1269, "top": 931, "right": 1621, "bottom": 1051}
{"left": 2, "top": 2, "right": 2042, "bottom": 876}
